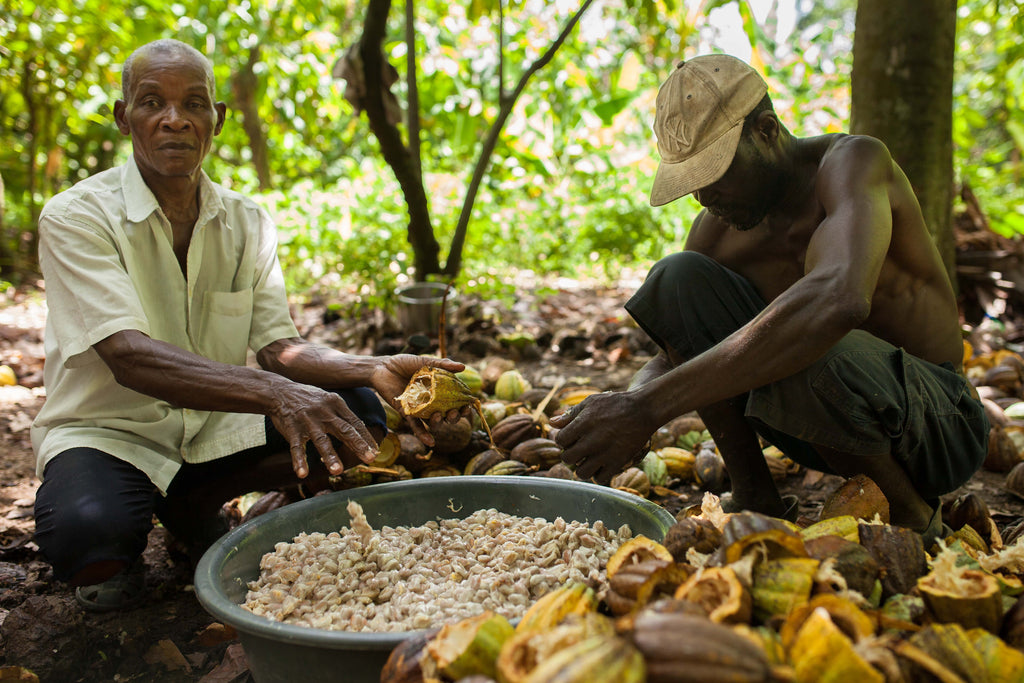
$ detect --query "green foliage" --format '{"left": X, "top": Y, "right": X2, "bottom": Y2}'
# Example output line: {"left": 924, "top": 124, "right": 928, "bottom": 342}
{"left": 0, "top": 0, "right": 1020, "bottom": 305}
{"left": 953, "top": 0, "right": 1024, "bottom": 237}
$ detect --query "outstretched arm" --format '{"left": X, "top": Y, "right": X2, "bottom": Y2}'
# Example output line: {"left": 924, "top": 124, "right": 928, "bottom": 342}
{"left": 94, "top": 330, "right": 463, "bottom": 478}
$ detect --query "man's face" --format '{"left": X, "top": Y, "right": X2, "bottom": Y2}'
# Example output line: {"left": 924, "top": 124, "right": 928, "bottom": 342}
{"left": 114, "top": 51, "right": 225, "bottom": 185}
{"left": 693, "top": 135, "right": 782, "bottom": 231}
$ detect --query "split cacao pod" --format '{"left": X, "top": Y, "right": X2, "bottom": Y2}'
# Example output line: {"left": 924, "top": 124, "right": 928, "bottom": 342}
{"left": 672, "top": 566, "right": 751, "bottom": 624}
{"left": 521, "top": 635, "right": 645, "bottom": 683}
{"left": 426, "top": 611, "right": 514, "bottom": 681}
{"left": 819, "top": 473, "right": 890, "bottom": 523}
{"left": 396, "top": 367, "right": 478, "bottom": 418}
{"left": 605, "top": 559, "right": 694, "bottom": 617}
{"left": 515, "top": 582, "right": 598, "bottom": 634}
{"left": 605, "top": 536, "right": 674, "bottom": 579}
{"left": 663, "top": 517, "right": 723, "bottom": 563}
{"left": 497, "top": 612, "right": 614, "bottom": 683}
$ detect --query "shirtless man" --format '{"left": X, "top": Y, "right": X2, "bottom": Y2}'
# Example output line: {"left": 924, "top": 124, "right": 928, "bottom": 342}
{"left": 551, "top": 55, "right": 988, "bottom": 540}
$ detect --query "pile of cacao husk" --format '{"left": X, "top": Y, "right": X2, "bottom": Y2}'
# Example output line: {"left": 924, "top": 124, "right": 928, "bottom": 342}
{"left": 381, "top": 485, "right": 1024, "bottom": 683}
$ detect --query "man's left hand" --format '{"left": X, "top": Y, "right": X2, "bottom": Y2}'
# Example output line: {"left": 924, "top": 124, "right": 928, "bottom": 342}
{"left": 549, "top": 390, "right": 656, "bottom": 483}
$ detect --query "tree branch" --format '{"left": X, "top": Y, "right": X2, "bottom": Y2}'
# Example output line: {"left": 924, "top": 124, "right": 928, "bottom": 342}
{"left": 443, "top": 0, "right": 595, "bottom": 276}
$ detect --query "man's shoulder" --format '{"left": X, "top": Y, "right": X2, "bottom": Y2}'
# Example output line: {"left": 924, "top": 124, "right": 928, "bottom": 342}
{"left": 41, "top": 166, "right": 125, "bottom": 219}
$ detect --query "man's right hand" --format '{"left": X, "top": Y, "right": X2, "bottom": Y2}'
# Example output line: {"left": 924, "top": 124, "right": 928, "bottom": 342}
{"left": 267, "top": 383, "right": 378, "bottom": 479}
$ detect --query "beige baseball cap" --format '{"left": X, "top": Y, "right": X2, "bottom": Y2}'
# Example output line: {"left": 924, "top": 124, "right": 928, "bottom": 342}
{"left": 649, "top": 55, "right": 768, "bottom": 207}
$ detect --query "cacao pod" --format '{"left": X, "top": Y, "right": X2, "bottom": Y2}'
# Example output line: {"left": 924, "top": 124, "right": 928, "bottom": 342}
{"left": 510, "top": 438, "right": 563, "bottom": 468}
{"left": 672, "top": 566, "right": 751, "bottom": 624}
{"left": 521, "top": 635, "right": 645, "bottom": 683}
{"left": 494, "top": 370, "right": 532, "bottom": 402}
{"left": 858, "top": 522, "right": 928, "bottom": 600}
{"left": 611, "top": 467, "right": 651, "bottom": 497}
{"left": 605, "top": 536, "right": 674, "bottom": 579}
{"left": 655, "top": 447, "right": 697, "bottom": 481}
{"left": 663, "top": 517, "right": 722, "bottom": 563}
{"left": 426, "top": 611, "right": 514, "bottom": 681}
{"left": 624, "top": 610, "right": 774, "bottom": 683}
{"left": 497, "top": 612, "right": 614, "bottom": 683}
{"left": 694, "top": 448, "right": 728, "bottom": 493}
{"left": 491, "top": 414, "right": 544, "bottom": 451}
{"left": 819, "top": 473, "right": 890, "bottom": 523}
{"left": 515, "top": 583, "right": 598, "bottom": 634}
{"left": 381, "top": 627, "right": 439, "bottom": 683}
{"left": 485, "top": 460, "right": 535, "bottom": 476}
{"left": 639, "top": 452, "right": 669, "bottom": 487}
{"left": 464, "top": 449, "right": 509, "bottom": 476}
{"left": 396, "top": 367, "right": 478, "bottom": 418}
{"left": 787, "top": 604, "right": 883, "bottom": 683}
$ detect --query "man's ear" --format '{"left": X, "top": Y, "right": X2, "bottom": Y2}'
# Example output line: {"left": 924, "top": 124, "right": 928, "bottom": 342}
{"left": 113, "top": 100, "right": 131, "bottom": 136}
{"left": 754, "top": 110, "right": 780, "bottom": 145}
{"left": 214, "top": 102, "right": 227, "bottom": 135}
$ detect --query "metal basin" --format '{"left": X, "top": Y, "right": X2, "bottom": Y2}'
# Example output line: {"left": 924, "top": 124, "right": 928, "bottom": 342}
{"left": 194, "top": 475, "right": 675, "bottom": 683}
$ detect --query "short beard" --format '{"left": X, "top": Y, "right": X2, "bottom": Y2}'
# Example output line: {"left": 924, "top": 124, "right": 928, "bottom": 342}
{"left": 726, "top": 140, "right": 784, "bottom": 231}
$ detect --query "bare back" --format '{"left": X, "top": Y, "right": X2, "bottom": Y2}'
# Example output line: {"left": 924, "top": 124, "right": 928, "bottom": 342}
{"left": 686, "top": 133, "right": 963, "bottom": 370}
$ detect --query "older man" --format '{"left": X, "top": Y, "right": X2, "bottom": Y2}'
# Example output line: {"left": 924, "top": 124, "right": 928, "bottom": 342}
{"left": 32, "top": 39, "right": 462, "bottom": 611}
{"left": 553, "top": 54, "right": 987, "bottom": 543}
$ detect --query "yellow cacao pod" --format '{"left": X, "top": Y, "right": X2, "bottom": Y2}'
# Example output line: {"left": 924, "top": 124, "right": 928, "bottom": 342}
{"left": 522, "top": 635, "right": 645, "bottom": 683}
{"left": 396, "top": 367, "right": 478, "bottom": 418}
{"left": 515, "top": 583, "right": 598, "bottom": 634}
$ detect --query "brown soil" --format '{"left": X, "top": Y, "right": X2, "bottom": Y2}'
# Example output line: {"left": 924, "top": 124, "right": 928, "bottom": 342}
{"left": 1, "top": 282, "right": 1022, "bottom": 682}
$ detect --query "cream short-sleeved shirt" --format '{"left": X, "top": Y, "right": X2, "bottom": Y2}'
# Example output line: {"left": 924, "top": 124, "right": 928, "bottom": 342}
{"left": 31, "top": 157, "right": 300, "bottom": 493}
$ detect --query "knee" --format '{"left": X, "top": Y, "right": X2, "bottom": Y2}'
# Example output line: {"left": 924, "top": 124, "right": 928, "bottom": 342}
{"left": 649, "top": 251, "right": 718, "bottom": 284}
{"left": 34, "top": 490, "right": 151, "bottom": 580}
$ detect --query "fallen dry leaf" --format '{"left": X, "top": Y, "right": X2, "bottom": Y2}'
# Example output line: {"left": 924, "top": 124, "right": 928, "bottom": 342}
{"left": 143, "top": 639, "right": 191, "bottom": 673}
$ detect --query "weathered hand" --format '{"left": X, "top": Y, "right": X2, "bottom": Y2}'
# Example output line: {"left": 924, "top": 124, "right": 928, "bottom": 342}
{"left": 550, "top": 390, "right": 657, "bottom": 484}
{"left": 372, "top": 354, "right": 468, "bottom": 446}
{"left": 269, "top": 383, "right": 378, "bottom": 479}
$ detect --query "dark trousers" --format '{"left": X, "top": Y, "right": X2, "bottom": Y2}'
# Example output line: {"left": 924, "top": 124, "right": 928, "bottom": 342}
{"left": 34, "top": 387, "right": 386, "bottom": 581}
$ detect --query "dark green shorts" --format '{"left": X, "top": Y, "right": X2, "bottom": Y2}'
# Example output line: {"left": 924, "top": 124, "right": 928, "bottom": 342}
{"left": 626, "top": 251, "right": 989, "bottom": 499}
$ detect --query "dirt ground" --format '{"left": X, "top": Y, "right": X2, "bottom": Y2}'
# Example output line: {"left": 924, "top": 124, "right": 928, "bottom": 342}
{"left": 1, "top": 280, "right": 1023, "bottom": 682}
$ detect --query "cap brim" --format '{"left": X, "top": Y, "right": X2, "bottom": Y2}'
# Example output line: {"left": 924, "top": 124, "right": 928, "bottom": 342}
{"left": 649, "top": 123, "right": 744, "bottom": 207}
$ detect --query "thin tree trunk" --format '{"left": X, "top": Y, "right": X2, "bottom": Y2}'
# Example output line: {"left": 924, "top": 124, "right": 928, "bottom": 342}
{"left": 851, "top": 0, "right": 958, "bottom": 285}
{"left": 360, "top": 0, "right": 441, "bottom": 278}
{"left": 443, "top": 0, "right": 595, "bottom": 277}
{"left": 232, "top": 46, "right": 273, "bottom": 191}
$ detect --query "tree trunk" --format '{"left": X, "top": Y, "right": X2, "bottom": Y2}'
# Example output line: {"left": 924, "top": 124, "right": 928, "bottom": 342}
{"left": 232, "top": 46, "right": 273, "bottom": 192}
{"left": 360, "top": 0, "right": 441, "bottom": 279}
{"left": 851, "top": 0, "right": 958, "bottom": 286}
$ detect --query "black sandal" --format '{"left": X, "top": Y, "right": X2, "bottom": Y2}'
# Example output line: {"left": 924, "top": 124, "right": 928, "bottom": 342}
{"left": 74, "top": 560, "right": 146, "bottom": 612}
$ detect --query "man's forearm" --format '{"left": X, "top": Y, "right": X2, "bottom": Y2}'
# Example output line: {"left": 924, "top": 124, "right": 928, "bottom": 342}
{"left": 255, "top": 337, "right": 380, "bottom": 389}
{"left": 95, "top": 329, "right": 296, "bottom": 415}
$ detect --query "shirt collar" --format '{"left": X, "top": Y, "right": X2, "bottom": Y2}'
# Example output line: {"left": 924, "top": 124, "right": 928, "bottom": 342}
{"left": 122, "top": 155, "right": 227, "bottom": 226}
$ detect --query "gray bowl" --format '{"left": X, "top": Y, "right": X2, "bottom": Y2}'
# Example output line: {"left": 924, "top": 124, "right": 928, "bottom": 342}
{"left": 194, "top": 475, "right": 675, "bottom": 683}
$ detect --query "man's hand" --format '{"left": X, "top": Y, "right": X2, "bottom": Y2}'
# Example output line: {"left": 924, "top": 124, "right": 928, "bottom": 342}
{"left": 268, "top": 383, "right": 379, "bottom": 479}
{"left": 371, "top": 354, "right": 469, "bottom": 446}
{"left": 549, "top": 390, "right": 657, "bottom": 484}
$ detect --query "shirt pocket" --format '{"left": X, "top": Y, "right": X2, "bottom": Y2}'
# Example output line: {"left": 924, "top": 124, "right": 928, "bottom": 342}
{"left": 198, "top": 289, "right": 254, "bottom": 363}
